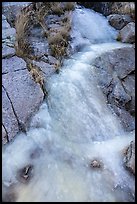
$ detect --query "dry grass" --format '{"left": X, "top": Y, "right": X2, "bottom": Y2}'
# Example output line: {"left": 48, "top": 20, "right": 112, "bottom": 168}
{"left": 27, "top": 62, "right": 48, "bottom": 96}
{"left": 48, "top": 25, "right": 70, "bottom": 58}
{"left": 14, "top": 8, "right": 34, "bottom": 58}
{"left": 50, "top": 2, "right": 64, "bottom": 16}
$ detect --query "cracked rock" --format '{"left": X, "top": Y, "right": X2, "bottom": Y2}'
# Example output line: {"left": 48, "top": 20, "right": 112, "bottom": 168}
{"left": 2, "top": 56, "right": 26, "bottom": 74}
{"left": 2, "top": 69, "right": 44, "bottom": 135}
{"left": 2, "top": 87, "right": 19, "bottom": 142}
{"left": 123, "top": 141, "right": 135, "bottom": 175}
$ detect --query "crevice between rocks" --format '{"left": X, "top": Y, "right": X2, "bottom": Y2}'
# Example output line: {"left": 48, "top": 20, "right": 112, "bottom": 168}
{"left": 2, "top": 84, "right": 26, "bottom": 133}
{"left": 2, "top": 123, "right": 9, "bottom": 143}
{"left": 2, "top": 68, "right": 27, "bottom": 75}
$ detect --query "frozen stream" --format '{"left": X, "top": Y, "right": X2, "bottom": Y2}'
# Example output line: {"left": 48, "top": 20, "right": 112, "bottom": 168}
{"left": 2, "top": 7, "right": 135, "bottom": 202}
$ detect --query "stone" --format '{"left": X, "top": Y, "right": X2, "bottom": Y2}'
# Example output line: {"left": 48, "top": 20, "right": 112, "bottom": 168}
{"left": 2, "top": 125, "right": 8, "bottom": 145}
{"left": 2, "top": 56, "right": 26, "bottom": 73}
{"left": 17, "top": 165, "right": 34, "bottom": 184}
{"left": 123, "top": 141, "right": 135, "bottom": 175}
{"left": 2, "top": 87, "right": 19, "bottom": 142}
{"left": 33, "top": 61, "right": 56, "bottom": 77}
{"left": 2, "top": 44, "right": 15, "bottom": 59}
{"left": 107, "top": 47, "right": 135, "bottom": 79}
{"left": 2, "top": 69, "right": 44, "bottom": 136}
{"left": 90, "top": 159, "right": 102, "bottom": 169}
{"left": 108, "top": 77, "right": 131, "bottom": 108}
{"left": 109, "top": 105, "right": 135, "bottom": 132}
{"left": 2, "top": 2, "right": 31, "bottom": 27}
{"left": 117, "top": 22, "right": 135, "bottom": 43}
{"left": 122, "top": 74, "right": 135, "bottom": 116}
{"left": 92, "top": 46, "right": 135, "bottom": 131}
{"left": 107, "top": 14, "right": 132, "bottom": 30}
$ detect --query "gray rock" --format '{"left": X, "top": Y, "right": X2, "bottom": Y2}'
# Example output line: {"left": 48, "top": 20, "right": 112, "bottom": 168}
{"left": 2, "top": 87, "right": 19, "bottom": 142}
{"left": 124, "top": 141, "right": 135, "bottom": 175}
{"left": 107, "top": 47, "right": 135, "bottom": 79}
{"left": 117, "top": 22, "right": 135, "bottom": 43}
{"left": 2, "top": 56, "right": 26, "bottom": 74}
{"left": 108, "top": 14, "right": 132, "bottom": 30}
{"left": 2, "top": 19, "right": 11, "bottom": 30}
{"left": 2, "top": 125, "right": 8, "bottom": 144}
{"left": 122, "top": 74, "right": 135, "bottom": 116}
{"left": 93, "top": 46, "right": 135, "bottom": 131}
{"left": 2, "top": 17, "right": 16, "bottom": 43}
{"left": 90, "top": 159, "right": 103, "bottom": 169}
{"left": 2, "top": 2, "right": 31, "bottom": 27}
{"left": 33, "top": 61, "right": 56, "bottom": 77}
{"left": 109, "top": 105, "right": 135, "bottom": 132}
{"left": 2, "top": 69, "right": 44, "bottom": 131}
{"left": 108, "top": 77, "right": 131, "bottom": 108}
{"left": 2, "top": 44, "right": 15, "bottom": 59}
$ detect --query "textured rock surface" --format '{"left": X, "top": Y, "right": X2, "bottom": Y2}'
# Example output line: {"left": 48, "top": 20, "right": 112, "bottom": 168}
{"left": 117, "top": 22, "right": 135, "bottom": 43}
{"left": 107, "top": 14, "right": 132, "bottom": 30}
{"left": 2, "top": 44, "right": 15, "bottom": 59}
{"left": 92, "top": 47, "right": 135, "bottom": 131}
{"left": 124, "top": 141, "right": 135, "bottom": 175}
{"left": 3, "top": 69, "right": 44, "bottom": 131}
{"left": 2, "top": 87, "right": 19, "bottom": 142}
{"left": 2, "top": 56, "right": 26, "bottom": 74}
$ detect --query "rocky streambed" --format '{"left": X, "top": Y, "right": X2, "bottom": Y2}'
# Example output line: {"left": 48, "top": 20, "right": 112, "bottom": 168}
{"left": 2, "top": 2, "right": 135, "bottom": 202}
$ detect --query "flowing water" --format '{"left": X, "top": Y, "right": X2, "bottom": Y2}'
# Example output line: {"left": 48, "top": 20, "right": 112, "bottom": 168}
{"left": 2, "top": 7, "right": 135, "bottom": 202}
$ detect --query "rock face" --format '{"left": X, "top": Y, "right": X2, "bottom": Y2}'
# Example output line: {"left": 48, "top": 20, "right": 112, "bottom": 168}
{"left": 2, "top": 87, "right": 19, "bottom": 143}
{"left": 117, "top": 22, "right": 135, "bottom": 43}
{"left": 107, "top": 14, "right": 132, "bottom": 30}
{"left": 92, "top": 47, "right": 135, "bottom": 131}
{"left": 123, "top": 141, "right": 135, "bottom": 175}
{"left": 2, "top": 12, "right": 44, "bottom": 143}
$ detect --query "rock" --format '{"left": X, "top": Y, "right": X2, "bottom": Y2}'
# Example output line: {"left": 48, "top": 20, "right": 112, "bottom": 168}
{"left": 108, "top": 77, "right": 131, "bottom": 108}
{"left": 33, "top": 61, "right": 56, "bottom": 77}
{"left": 2, "top": 2, "right": 31, "bottom": 27}
{"left": 17, "top": 165, "right": 34, "bottom": 184}
{"left": 90, "top": 159, "right": 102, "bottom": 169}
{"left": 2, "top": 125, "right": 8, "bottom": 145}
{"left": 123, "top": 141, "right": 135, "bottom": 175}
{"left": 117, "top": 22, "right": 135, "bottom": 43}
{"left": 2, "top": 69, "right": 44, "bottom": 134}
{"left": 2, "top": 87, "right": 19, "bottom": 142}
{"left": 109, "top": 105, "right": 135, "bottom": 132}
{"left": 122, "top": 74, "right": 135, "bottom": 116}
{"left": 2, "top": 44, "right": 15, "bottom": 59}
{"left": 2, "top": 16, "right": 16, "bottom": 48}
{"left": 92, "top": 46, "right": 135, "bottom": 131}
{"left": 2, "top": 56, "right": 26, "bottom": 73}
{"left": 107, "top": 14, "right": 132, "bottom": 30}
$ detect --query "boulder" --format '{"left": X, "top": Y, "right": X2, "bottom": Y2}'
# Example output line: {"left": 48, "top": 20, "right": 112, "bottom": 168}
{"left": 123, "top": 141, "right": 135, "bottom": 175}
{"left": 107, "top": 14, "right": 132, "bottom": 30}
{"left": 92, "top": 46, "right": 135, "bottom": 131}
{"left": 2, "top": 69, "right": 44, "bottom": 132}
{"left": 117, "top": 22, "right": 135, "bottom": 43}
{"left": 2, "top": 55, "right": 44, "bottom": 144}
